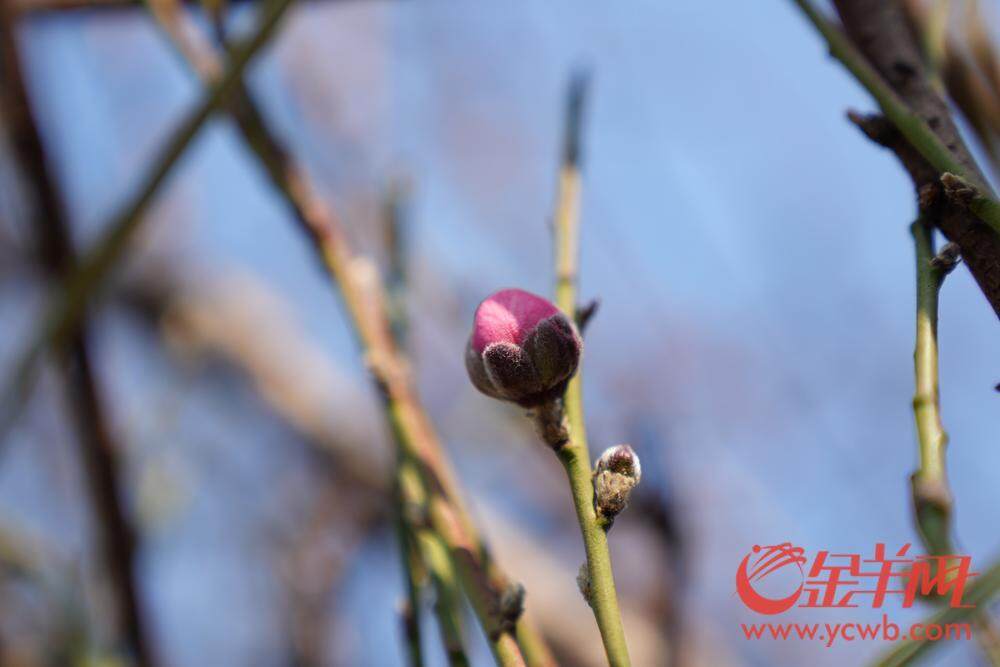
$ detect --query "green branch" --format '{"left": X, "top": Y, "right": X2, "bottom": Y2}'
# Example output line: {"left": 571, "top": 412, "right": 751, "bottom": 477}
{"left": 414, "top": 527, "right": 471, "bottom": 667}
{"left": 909, "top": 220, "right": 953, "bottom": 557}
{"left": 872, "top": 554, "right": 1000, "bottom": 666}
{"left": 550, "top": 72, "right": 632, "bottom": 667}
{"left": 395, "top": 463, "right": 428, "bottom": 667}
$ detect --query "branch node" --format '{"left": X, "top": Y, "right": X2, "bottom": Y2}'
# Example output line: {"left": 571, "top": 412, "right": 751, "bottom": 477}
{"left": 496, "top": 582, "right": 525, "bottom": 635}
{"left": 930, "top": 242, "right": 962, "bottom": 276}
{"left": 847, "top": 109, "right": 895, "bottom": 146}
{"left": 530, "top": 399, "right": 569, "bottom": 449}
{"left": 940, "top": 172, "right": 977, "bottom": 208}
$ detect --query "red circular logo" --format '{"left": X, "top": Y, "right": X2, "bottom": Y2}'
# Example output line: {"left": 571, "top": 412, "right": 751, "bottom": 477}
{"left": 736, "top": 543, "right": 807, "bottom": 615}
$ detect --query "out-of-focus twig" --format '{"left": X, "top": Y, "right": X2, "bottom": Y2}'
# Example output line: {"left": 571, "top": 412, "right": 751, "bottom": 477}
{"left": 141, "top": 5, "right": 553, "bottom": 663}
{"left": 873, "top": 553, "right": 1000, "bottom": 666}
{"left": 905, "top": 0, "right": 1000, "bottom": 177}
{"left": 382, "top": 181, "right": 469, "bottom": 667}
{"left": 12, "top": 0, "right": 344, "bottom": 14}
{"left": 395, "top": 464, "right": 427, "bottom": 667}
{"left": 965, "top": 0, "right": 1000, "bottom": 99}
{"left": 0, "top": 5, "right": 156, "bottom": 665}
{"left": 0, "top": 0, "right": 297, "bottom": 442}
{"left": 398, "top": 461, "right": 470, "bottom": 667}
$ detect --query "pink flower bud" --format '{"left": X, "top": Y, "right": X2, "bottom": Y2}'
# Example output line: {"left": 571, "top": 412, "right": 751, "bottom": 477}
{"left": 465, "top": 288, "right": 582, "bottom": 407}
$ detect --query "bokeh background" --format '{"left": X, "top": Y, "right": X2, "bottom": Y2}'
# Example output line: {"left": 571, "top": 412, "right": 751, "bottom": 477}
{"left": 2, "top": 1, "right": 1000, "bottom": 665}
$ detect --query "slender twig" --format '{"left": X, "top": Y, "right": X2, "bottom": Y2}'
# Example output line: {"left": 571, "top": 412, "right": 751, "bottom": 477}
{"left": 414, "top": 529, "right": 471, "bottom": 667}
{"left": 910, "top": 219, "right": 952, "bottom": 557}
{"left": 792, "top": 0, "right": 1000, "bottom": 230}
{"left": 909, "top": 221, "right": 1000, "bottom": 666}
{"left": 398, "top": 460, "right": 470, "bottom": 667}
{"left": 0, "top": 0, "right": 297, "bottom": 441}
{"left": 142, "top": 6, "right": 553, "bottom": 664}
{"left": 384, "top": 183, "right": 465, "bottom": 667}
{"left": 966, "top": 0, "right": 1000, "bottom": 101}
{"left": 0, "top": 6, "right": 156, "bottom": 665}
{"left": 905, "top": 0, "right": 1000, "bottom": 183}
{"left": 385, "top": 184, "right": 425, "bottom": 667}
{"left": 872, "top": 553, "right": 1000, "bottom": 666}
{"left": 548, "top": 72, "right": 632, "bottom": 667}
{"left": 12, "top": 0, "right": 347, "bottom": 14}
{"left": 395, "top": 468, "right": 427, "bottom": 667}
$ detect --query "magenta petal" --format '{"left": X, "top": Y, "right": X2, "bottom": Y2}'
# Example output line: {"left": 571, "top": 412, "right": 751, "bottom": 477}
{"left": 471, "top": 288, "right": 562, "bottom": 354}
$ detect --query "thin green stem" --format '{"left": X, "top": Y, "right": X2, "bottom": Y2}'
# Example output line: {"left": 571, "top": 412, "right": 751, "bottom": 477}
{"left": 550, "top": 73, "right": 631, "bottom": 667}
{"left": 906, "top": 222, "right": 1000, "bottom": 667}
{"left": 395, "top": 464, "right": 427, "bottom": 667}
{"left": 872, "top": 553, "right": 1000, "bottom": 666}
{"left": 414, "top": 528, "right": 471, "bottom": 667}
{"left": 910, "top": 220, "right": 952, "bottom": 557}
{"left": 385, "top": 400, "right": 525, "bottom": 667}
{"left": 792, "top": 0, "right": 1000, "bottom": 236}
{"left": 0, "top": 0, "right": 295, "bottom": 436}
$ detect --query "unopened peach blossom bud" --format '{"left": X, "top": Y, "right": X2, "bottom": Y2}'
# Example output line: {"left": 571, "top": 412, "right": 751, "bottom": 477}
{"left": 465, "top": 288, "right": 582, "bottom": 407}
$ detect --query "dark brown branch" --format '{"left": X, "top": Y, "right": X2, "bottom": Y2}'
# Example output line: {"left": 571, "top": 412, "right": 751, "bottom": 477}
{"left": 834, "top": 0, "right": 1000, "bottom": 317}
{"left": 0, "top": 5, "right": 156, "bottom": 666}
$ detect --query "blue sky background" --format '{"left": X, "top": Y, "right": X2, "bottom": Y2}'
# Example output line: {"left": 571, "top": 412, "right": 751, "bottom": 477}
{"left": 4, "top": 1, "right": 1000, "bottom": 665}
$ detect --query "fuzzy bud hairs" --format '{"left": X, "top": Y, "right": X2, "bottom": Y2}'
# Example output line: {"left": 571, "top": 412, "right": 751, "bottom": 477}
{"left": 465, "top": 288, "right": 583, "bottom": 407}
{"left": 593, "top": 444, "right": 641, "bottom": 523}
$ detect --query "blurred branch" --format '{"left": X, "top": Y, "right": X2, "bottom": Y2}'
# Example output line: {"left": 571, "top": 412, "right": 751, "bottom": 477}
{"left": 13, "top": 0, "right": 365, "bottom": 15}
{"left": 793, "top": 0, "right": 1000, "bottom": 318}
{"left": 0, "top": 4, "right": 156, "bottom": 665}
{"left": 381, "top": 178, "right": 411, "bottom": 348}
{"left": 413, "top": 528, "right": 469, "bottom": 667}
{"left": 395, "top": 461, "right": 427, "bottom": 667}
{"left": 140, "top": 6, "right": 553, "bottom": 664}
{"left": 398, "top": 461, "right": 470, "bottom": 667}
{"left": 0, "top": 0, "right": 297, "bottom": 441}
{"left": 547, "top": 72, "right": 632, "bottom": 667}
{"left": 872, "top": 552, "right": 1000, "bottom": 666}
{"left": 383, "top": 183, "right": 468, "bottom": 667}
{"left": 966, "top": 0, "right": 1000, "bottom": 100}
{"left": 905, "top": 0, "right": 1000, "bottom": 177}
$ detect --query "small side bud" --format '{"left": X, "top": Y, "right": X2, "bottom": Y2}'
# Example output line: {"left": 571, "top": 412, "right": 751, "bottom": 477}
{"left": 940, "top": 172, "right": 977, "bottom": 207}
{"left": 496, "top": 583, "right": 525, "bottom": 635}
{"left": 930, "top": 242, "right": 961, "bottom": 276}
{"left": 576, "top": 563, "right": 592, "bottom": 607}
{"left": 593, "top": 444, "right": 641, "bottom": 524}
